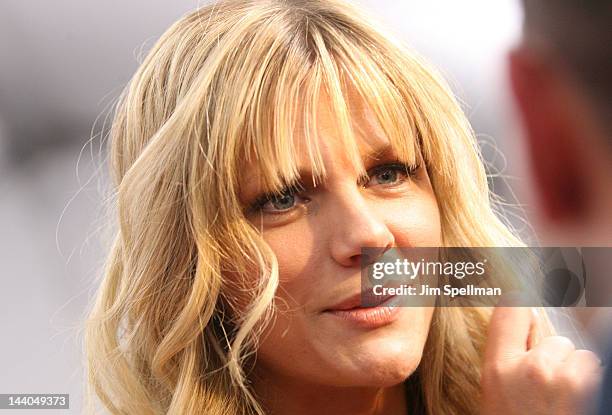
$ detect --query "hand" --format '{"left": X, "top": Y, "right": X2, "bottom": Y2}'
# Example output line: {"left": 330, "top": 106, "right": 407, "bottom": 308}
{"left": 480, "top": 298, "right": 603, "bottom": 415}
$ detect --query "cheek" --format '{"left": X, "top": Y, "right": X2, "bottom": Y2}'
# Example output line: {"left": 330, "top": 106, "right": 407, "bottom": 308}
{"left": 219, "top": 225, "right": 311, "bottom": 317}
{"left": 388, "top": 193, "right": 442, "bottom": 247}
{"left": 249, "top": 229, "right": 318, "bottom": 372}
{"left": 259, "top": 223, "right": 317, "bottom": 304}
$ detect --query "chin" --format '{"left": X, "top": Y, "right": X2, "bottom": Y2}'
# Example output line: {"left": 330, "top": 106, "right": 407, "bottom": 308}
{"left": 320, "top": 336, "right": 424, "bottom": 387}
{"left": 255, "top": 309, "right": 431, "bottom": 388}
{"left": 330, "top": 359, "right": 420, "bottom": 388}
{"left": 358, "top": 344, "right": 421, "bottom": 385}
{"left": 357, "top": 363, "right": 418, "bottom": 388}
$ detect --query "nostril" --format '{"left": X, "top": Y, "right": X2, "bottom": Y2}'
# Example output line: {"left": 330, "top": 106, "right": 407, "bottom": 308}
{"left": 360, "top": 244, "right": 392, "bottom": 268}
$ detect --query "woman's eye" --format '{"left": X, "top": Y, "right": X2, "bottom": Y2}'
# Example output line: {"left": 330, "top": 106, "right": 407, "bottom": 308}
{"left": 263, "top": 193, "right": 298, "bottom": 212}
{"left": 250, "top": 185, "right": 307, "bottom": 214}
{"left": 248, "top": 162, "right": 419, "bottom": 215}
{"left": 365, "top": 162, "right": 418, "bottom": 187}
{"left": 371, "top": 167, "right": 400, "bottom": 185}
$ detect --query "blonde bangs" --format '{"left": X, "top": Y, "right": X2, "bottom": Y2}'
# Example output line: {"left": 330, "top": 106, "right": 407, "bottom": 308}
{"left": 230, "top": 10, "right": 425, "bottom": 202}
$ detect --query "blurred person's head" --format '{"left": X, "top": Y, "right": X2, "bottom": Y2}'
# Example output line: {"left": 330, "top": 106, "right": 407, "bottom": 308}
{"left": 509, "top": 0, "right": 612, "bottom": 244}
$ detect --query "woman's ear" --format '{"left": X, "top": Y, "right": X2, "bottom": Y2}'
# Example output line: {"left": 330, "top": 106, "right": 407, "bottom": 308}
{"left": 508, "top": 46, "right": 592, "bottom": 224}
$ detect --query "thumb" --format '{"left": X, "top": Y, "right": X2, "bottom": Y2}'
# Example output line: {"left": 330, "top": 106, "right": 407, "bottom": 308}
{"left": 484, "top": 294, "right": 537, "bottom": 363}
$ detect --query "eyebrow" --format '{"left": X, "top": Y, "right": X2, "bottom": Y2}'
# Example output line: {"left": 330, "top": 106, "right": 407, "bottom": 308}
{"left": 364, "top": 143, "right": 396, "bottom": 162}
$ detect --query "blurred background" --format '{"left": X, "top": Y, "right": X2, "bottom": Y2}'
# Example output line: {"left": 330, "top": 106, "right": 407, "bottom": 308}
{"left": 0, "top": 0, "right": 533, "bottom": 413}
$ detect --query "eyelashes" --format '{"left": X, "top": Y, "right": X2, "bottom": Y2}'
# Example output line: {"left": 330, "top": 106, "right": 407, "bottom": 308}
{"left": 247, "top": 160, "right": 421, "bottom": 215}
{"left": 249, "top": 182, "right": 307, "bottom": 213}
{"left": 361, "top": 161, "right": 420, "bottom": 187}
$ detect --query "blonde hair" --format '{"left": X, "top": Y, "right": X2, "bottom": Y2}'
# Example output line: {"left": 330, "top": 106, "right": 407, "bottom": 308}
{"left": 85, "top": 0, "right": 547, "bottom": 414}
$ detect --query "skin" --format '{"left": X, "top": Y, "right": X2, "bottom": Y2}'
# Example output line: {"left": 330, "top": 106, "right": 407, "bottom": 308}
{"left": 481, "top": 297, "right": 602, "bottom": 415}
{"left": 238, "top": 90, "right": 440, "bottom": 415}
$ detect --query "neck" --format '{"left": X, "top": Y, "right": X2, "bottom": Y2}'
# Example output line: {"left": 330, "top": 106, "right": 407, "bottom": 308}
{"left": 251, "top": 368, "right": 408, "bottom": 415}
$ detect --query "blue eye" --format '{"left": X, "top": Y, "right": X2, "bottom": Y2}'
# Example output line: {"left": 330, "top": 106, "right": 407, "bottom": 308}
{"left": 366, "top": 162, "right": 419, "bottom": 187}
{"left": 249, "top": 183, "right": 306, "bottom": 214}
{"left": 266, "top": 192, "right": 297, "bottom": 211}
{"left": 372, "top": 167, "right": 400, "bottom": 184}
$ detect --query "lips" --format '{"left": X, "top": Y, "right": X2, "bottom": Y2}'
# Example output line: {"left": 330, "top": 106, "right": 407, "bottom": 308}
{"left": 324, "top": 290, "right": 396, "bottom": 312}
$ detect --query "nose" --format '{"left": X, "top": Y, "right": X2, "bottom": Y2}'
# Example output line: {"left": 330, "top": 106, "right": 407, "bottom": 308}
{"left": 328, "top": 190, "right": 395, "bottom": 268}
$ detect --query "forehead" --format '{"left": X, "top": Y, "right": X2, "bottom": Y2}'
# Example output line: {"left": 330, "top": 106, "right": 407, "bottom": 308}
{"left": 314, "top": 88, "right": 391, "bottom": 155}
{"left": 239, "top": 90, "right": 392, "bottom": 197}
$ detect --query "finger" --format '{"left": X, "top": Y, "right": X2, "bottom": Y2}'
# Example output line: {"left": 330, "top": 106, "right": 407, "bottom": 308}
{"left": 563, "top": 349, "right": 603, "bottom": 376}
{"left": 529, "top": 335, "right": 576, "bottom": 363}
{"left": 485, "top": 294, "right": 536, "bottom": 362}
{"left": 526, "top": 308, "right": 545, "bottom": 349}
{"left": 559, "top": 350, "right": 603, "bottom": 410}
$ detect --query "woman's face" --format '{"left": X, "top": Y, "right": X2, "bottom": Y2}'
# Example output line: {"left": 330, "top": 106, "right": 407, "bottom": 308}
{"left": 237, "top": 92, "right": 441, "bottom": 388}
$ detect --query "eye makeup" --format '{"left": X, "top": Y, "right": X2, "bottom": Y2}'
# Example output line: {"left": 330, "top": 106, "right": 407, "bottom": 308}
{"left": 248, "top": 182, "right": 307, "bottom": 214}
{"left": 359, "top": 160, "right": 420, "bottom": 187}
{"left": 245, "top": 160, "right": 421, "bottom": 215}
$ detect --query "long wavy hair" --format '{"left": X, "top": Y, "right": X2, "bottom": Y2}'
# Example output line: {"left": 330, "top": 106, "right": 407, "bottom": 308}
{"left": 85, "top": 0, "right": 550, "bottom": 413}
